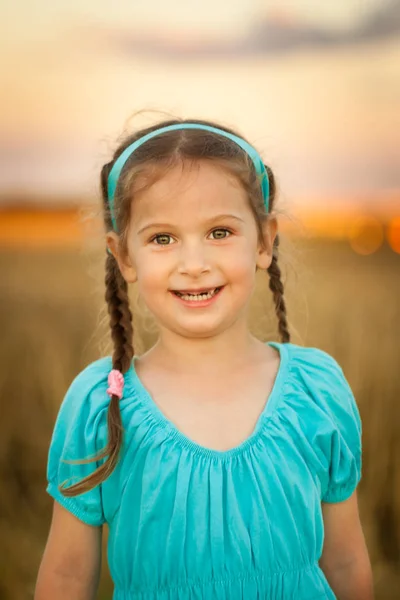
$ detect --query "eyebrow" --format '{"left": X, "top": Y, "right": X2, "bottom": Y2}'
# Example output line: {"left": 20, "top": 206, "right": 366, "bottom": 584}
{"left": 137, "top": 214, "right": 246, "bottom": 235}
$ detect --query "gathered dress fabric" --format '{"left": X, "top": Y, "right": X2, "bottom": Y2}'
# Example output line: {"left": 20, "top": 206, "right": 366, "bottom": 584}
{"left": 47, "top": 342, "right": 362, "bottom": 599}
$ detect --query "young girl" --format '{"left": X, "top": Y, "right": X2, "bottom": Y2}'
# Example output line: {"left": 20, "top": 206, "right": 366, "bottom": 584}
{"left": 35, "top": 119, "right": 374, "bottom": 599}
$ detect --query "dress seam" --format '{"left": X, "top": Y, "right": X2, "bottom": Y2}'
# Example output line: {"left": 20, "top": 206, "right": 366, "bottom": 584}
{"left": 123, "top": 563, "right": 316, "bottom": 595}
{"left": 124, "top": 396, "right": 276, "bottom": 462}
{"left": 46, "top": 480, "right": 105, "bottom": 526}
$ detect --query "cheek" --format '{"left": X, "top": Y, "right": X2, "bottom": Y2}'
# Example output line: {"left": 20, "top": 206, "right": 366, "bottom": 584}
{"left": 224, "top": 245, "right": 258, "bottom": 281}
{"left": 134, "top": 252, "right": 170, "bottom": 293}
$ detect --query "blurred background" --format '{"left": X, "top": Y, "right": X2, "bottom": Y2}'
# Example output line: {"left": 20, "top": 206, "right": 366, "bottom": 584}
{"left": 0, "top": 1, "right": 399, "bottom": 598}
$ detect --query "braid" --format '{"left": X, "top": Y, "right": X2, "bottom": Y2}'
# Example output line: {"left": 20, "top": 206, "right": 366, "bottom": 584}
{"left": 105, "top": 253, "right": 134, "bottom": 373}
{"left": 267, "top": 234, "right": 290, "bottom": 344}
{"left": 61, "top": 251, "right": 134, "bottom": 496}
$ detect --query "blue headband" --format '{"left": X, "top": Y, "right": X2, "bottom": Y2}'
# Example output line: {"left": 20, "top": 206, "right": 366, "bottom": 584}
{"left": 107, "top": 123, "right": 269, "bottom": 232}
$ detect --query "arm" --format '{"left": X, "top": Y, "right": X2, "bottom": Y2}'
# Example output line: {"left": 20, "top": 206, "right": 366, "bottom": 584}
{"left": 320, "top": 491, "right": 374, "bottom": 600}
{"left": 35, "top": 500, "right": 102, "bottom": 600}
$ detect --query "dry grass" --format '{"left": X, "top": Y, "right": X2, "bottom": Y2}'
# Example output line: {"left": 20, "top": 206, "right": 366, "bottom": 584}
{"left": 0, "top": 237, "right": 399, "bottom": 599}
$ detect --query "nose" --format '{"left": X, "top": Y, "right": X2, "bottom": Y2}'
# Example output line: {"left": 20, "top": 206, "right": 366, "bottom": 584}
{"left": 177, "top": 240, "right": 211, "bottom": 277}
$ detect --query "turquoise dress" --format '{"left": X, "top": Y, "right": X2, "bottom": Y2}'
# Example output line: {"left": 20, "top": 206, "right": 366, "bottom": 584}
{"left": 47, "top": 342, "right": 362, "bottom": 599}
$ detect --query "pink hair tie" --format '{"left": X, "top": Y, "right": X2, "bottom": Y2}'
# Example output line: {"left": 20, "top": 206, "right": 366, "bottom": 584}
{"left": 107, "top": 369, "right": 124, "bottom": 399}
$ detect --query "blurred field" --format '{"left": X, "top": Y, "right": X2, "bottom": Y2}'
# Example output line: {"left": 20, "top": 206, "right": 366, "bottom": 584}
{"left": 0, "top": 237, "right": 399, "bottom": 599}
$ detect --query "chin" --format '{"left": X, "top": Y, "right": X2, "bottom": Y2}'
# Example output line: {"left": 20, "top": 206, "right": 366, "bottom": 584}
{"left": 180, "top": 328, "right": 222, "bottom": 339}
{"left": 168, "top": 316, "right": 237, "bottom": 340}
{"left": 173, "top": 324, "right": 222, "bottom": 339}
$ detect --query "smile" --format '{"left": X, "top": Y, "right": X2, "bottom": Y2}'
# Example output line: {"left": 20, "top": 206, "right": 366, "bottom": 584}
{"left": 172, "top": 286, "right": 223, "bottom": 303}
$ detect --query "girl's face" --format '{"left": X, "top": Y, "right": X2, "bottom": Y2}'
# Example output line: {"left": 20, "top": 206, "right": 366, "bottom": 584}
{"left": 108, "top": 160, "right": 276, "bottom": 340}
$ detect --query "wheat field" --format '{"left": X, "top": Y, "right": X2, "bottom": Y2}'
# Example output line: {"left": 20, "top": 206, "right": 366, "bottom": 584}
{"left": 0, "top": 236, "right": 399, "bottom": 599}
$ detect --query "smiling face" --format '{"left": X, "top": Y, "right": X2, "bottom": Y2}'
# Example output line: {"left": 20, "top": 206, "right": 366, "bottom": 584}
{"left": 107, "top": 159, "right": 277, "bottom": 340}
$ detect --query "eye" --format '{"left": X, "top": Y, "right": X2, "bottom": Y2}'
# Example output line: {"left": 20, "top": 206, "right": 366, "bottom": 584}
{"left": 150, "top": 234, "right": 174, "bottom": 245}
{"left": 209, "top": 228, "right": 232, "bottom": 240}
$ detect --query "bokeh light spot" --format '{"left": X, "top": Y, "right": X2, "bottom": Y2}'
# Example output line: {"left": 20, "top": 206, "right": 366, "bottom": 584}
{"left": 387, "top": 217, "right": 400, "bottom": 254}
{"left": 348, "top": 216, "right": 384, "bottom": 255}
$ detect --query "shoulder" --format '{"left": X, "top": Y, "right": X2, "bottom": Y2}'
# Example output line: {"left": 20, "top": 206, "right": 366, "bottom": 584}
{"left": 284, "top": 342, "right": 343, "bottom": 374}
{"left": 65, "top": 356, "right": 113, "bottom": 397}
{"left": 52, "top": 356, "right": 141, "bottom": 440}
{"left": 46, "top": 357, "right": 114, "bottom": 525}
{"left": 48, "top": 357, "right": 115, "bottom": 469}
{"left": 283, "top": 342, "right": 353, "bottom": 394}
{"left": 52, "top": 357, "right": 114, "bottom": 436}
{"left": 276, "top": 343, "right": 362, "bottom": 501}
{"left": 277, "top": 342, "right": 361, "bottom": 430}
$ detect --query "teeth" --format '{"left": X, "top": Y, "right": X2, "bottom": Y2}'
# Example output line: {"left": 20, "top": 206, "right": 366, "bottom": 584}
{"left": 176, "top": 288, "right": 219, "bottom": 301}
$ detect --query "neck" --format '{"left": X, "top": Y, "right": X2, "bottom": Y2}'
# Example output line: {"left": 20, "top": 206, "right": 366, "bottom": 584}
{"left": 145, "top": 322, "right": 265, "bottom": 376}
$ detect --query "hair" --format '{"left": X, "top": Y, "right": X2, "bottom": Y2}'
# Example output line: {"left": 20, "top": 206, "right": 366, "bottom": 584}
{"left": 61, "top": 116, "right": 290, "bottom": 497}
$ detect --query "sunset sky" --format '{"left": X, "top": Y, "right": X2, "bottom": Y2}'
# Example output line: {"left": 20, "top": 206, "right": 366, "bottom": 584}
{"left": 1, "top": 1, "right": 399, "bottom": 206}
{"left": 2, "top": 0, "right": 390, "bottom": 39}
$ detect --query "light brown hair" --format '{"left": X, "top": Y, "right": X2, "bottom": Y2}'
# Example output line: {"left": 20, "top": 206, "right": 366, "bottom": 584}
{"left": 61, "top": 116, "right": 290, "bottom": 496}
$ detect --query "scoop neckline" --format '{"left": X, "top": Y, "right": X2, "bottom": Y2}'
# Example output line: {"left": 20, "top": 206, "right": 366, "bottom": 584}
{"left": 126, "top": 341, "right": 289, "bottom": 461}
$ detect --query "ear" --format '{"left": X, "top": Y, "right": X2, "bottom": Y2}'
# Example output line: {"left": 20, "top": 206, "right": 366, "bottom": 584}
{"left": 256, "top": 216, "right": 278, "bottom": 270}
{"left": 106, "top": 232, "right": 138, "bottom": 284}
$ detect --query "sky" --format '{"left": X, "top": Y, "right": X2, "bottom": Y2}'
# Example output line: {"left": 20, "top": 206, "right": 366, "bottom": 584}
{"left": 0, "top": 0, "right": 399, "bottom": 204}
{"left": 2, "top": 0, "right": 391, "bottom": 43}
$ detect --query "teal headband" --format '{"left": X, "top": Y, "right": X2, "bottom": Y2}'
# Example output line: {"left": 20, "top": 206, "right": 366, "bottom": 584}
{"left": 107, "top": 123, "right": 269, "bottom": 232}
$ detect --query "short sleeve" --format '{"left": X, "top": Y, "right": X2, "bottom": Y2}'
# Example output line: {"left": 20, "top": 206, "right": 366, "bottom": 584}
{"left": 46, "top": 357, "right": 112, "bottom": 526}
{"left": 313, "top": 350, "right": 362, "bottom": 503}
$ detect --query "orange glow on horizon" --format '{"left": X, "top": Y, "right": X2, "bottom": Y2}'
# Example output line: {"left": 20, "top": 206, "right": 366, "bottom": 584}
{"left": 0, "top": 194, "right": 399, "bottom": 251}
{"left": 0, "top": 208, "right": 100, "bottom": 249}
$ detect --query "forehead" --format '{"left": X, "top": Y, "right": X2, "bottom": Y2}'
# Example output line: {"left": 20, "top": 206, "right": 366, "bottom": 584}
{"left": 130, "top": 160, "right": 250, "bottom": 225}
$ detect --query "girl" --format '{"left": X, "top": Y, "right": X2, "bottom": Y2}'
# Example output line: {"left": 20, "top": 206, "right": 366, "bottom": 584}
{"left": 35, "top": 119, "right": 373, "bottom": 599}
